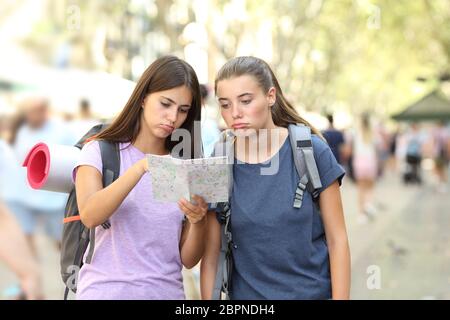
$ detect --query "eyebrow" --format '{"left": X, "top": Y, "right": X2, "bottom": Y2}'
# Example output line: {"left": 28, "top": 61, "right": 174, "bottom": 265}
{"left": 218, "top": 93, "right": 253, "bottom": 101}
{"left": 161, "top": 96, "right": 191, "bottom": 108}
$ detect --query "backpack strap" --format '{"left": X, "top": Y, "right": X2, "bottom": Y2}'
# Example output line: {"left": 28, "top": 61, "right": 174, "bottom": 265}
{"left": 210, "top": 130, "right": 235, "bottom": 300}
{"left": 64, "top": 287, "right": 70, "bottom": 300}
{"left": 74, "top": 124, "right": 106, "bottom": 149}
{"left": 210, "top": 130, "right": 235, "bottom": 209}
{"left": 288, "top": 123, "right": 322, "bottom": 208}
{"left": 84, "top": 140, "right": 120, "bottom": 264}
{"left": 212, "top": 203, "right": 233, "bottom": 300}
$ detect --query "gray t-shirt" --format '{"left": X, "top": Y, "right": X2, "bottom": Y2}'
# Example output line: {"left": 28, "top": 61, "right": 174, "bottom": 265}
{"left": 228, "top": 134, "right": 345, "bottom": 299}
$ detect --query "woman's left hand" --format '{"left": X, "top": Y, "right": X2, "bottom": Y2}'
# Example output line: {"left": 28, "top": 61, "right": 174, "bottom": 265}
{"left": 178, "top": 195, "right": 208, "bottom": 224}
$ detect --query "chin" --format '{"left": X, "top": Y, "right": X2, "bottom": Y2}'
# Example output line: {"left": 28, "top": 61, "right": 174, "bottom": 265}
{"left": 232, "top": 127, "right": 257, "bottom": 137}
{"left": 153, "top": 128, "right": 171, "bottom": 139}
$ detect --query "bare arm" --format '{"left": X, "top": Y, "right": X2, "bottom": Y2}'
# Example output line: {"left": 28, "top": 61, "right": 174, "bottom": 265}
{"left": 0, "top": 201, "right": 42, "bottom": 299}
{"left": 319, "top": 180, "right": 351, "bottom": 300}
{"left": 178, "top": 195, "right": 208, "bottom": 269}
{"left": 200, "top": 211, "right": 221, "bottom": 300}
{"left": 179, "top": 217, "right": 207, "bottom": 269}
{"left": 75, "top": 158, "right": 148, "bottom": 228}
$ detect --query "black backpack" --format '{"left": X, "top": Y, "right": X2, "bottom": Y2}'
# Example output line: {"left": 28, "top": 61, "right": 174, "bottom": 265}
{"left": 60, "top": 124, "right": 120, "bottom": 300}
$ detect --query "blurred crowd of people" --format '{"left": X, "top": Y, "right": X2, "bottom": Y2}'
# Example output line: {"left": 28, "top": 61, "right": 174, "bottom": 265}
{"left": 0, "top": 96, "right": 99, "bottom": 299}
{"left": 322, "top": 113, "right": 450, "bottom": 225}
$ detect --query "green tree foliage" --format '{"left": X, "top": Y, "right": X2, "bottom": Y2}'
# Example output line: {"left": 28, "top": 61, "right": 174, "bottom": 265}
{"left": 9, "top": 0, "right": 450, "bottom": 117}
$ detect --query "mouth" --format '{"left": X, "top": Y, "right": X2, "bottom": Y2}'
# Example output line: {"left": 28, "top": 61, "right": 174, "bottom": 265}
{"left": 159, "top": 124, "right": 175, "bottom": 134}
{"left": 231, "top": 123, "right": 249, "bottom": 129}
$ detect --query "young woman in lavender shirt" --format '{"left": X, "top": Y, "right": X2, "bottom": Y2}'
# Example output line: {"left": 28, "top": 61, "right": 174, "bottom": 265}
{"left": 73, "top": 56, "right": 208, "bottom": 299}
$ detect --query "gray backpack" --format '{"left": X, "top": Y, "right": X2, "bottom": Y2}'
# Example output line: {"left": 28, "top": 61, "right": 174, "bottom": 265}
{"left": 210, "top": 123, "right": 322, "bottom": 300}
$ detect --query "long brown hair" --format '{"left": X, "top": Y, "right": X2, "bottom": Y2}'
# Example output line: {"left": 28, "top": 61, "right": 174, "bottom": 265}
{"left": 214, "top": 56, "right": 323, "bottom": 138}
{"left": 95, "top": 55, "right": 202, "bottom": 158}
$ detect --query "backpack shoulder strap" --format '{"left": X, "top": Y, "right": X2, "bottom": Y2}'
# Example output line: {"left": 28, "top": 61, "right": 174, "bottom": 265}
{"left": 288, "top": 123, "right": 322, "bottom": 208}
{"left": 75, "top": 124, "right": 106, "bottom": 149}
{"left": 211, "top": 130, "right": 235, "bottom": 300}
{"left": 99, "top": 140, "right": 121, "bottom": 186}
{"left": 209, "top": 130, "right": 235, "bottom": 210}
{"left": 84, "top": 139, "right": 120, "bottom": 264}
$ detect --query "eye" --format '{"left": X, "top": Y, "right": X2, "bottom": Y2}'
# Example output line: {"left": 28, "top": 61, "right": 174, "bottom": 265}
{"left": 220, "top": 103, "right": 230, "bottom": 109}
{"left": 161, "top": 101, "right": 171, "bottom": 107}
{"left": 179, "top": 108, "right": 190, "bottom": 114}
{"left": 241, "top": 100, "right": 251, "bottom": 105}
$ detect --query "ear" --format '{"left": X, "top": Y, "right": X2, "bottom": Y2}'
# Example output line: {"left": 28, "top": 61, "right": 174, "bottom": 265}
{"left": 267, "top": 87, "right": 276, "bottom": 107}
{"left": 141, "top": 95, "right": 148, "bottom": 108}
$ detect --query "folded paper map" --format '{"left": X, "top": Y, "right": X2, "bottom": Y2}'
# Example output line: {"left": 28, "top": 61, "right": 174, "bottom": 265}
{"left": 147, "top": 154, "right": 230, "bottom": 203}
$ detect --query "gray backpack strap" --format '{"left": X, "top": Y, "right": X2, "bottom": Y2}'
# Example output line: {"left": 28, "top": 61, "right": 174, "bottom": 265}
{"left": 212, "top": 234, "right": 226, "bottom": 299}
{"left": 293, "top": 175, "right": 309, "bottom": 209}
{"left": 288, "top": 124, "right": 322, "bottom": 208}
{"left": 210, "top": 130, "right": 235, "bottom": 209}
{"left": 85, "top": 228, "right": 96, "bottom": 264}
{"left": 211, "top": 130, "right": 235, "bottom": 300}
{"left": 212, "top": 204, "right": 232, "bottom": 300}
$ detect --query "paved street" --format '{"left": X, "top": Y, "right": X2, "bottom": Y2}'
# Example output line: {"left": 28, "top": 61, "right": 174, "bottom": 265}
{"left": 348, "top": 177, "right": 450, "bottom": 299}
{"left": 1, "top": 167, "right": 449, "bottom": 300}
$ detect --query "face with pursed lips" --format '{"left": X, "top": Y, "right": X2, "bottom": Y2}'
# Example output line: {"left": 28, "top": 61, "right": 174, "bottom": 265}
{"left": 141, "top": 85, "right": 192, "bottom": 140}
{"left": 216, "top": 75, "right": 276, "bottom": 136}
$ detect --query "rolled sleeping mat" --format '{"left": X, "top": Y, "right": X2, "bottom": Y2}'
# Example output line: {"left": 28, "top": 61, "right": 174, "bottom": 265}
{"left": 22, "top": 143, "right": 80, "bottom": 193}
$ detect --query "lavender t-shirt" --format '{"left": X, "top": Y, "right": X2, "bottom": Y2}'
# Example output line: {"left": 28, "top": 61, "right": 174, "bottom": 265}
{"left": 73, "top": 141, "right": 185, "bottom": 300}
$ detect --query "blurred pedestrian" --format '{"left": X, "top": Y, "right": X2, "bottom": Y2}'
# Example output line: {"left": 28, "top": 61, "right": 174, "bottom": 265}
{"left": 0, "top": 128, "right": 43, "bottom": 299}
{"left": 68, "top": 98, "right": 101, "bottom": 144}
{"left": 200, "top": 85, "right": 221, "bottom": 157}
{"left": 12, "top": 97, "right": 75, "bottom": 254}
{"left": 351, "top": 113, "right": 380, "bottom": 224}
{"left": 374, "top": 121, "right": 391, "bottom": 178}
{"left": 403, "top": 123, "right": 425, "bottom": 185}
{"left": 432, "top": 121, "right": 450, "bottom": 193}
{"left": 322, "top": 114, "right": 345, "bottom": 165}
{"left": 387, "top": 125, "right": 400, "bottom": 174}
{"left": 0, "top": 200, "right": 43, "bottom": 299}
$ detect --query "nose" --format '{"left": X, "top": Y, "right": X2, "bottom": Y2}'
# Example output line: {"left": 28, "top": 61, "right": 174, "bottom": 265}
{"left": 231, "top": 103, "right": 242, "bottom": 119}
{"left": 166, "top": 107, "right": 178, "bottom": 124}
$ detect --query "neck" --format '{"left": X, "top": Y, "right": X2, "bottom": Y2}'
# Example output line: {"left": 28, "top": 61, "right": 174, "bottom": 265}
{"left": 235, "top": 125, "right": 288, "bottom": 164}
{"left": 236, "top": 117, "right": 277, "bottom": 149}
